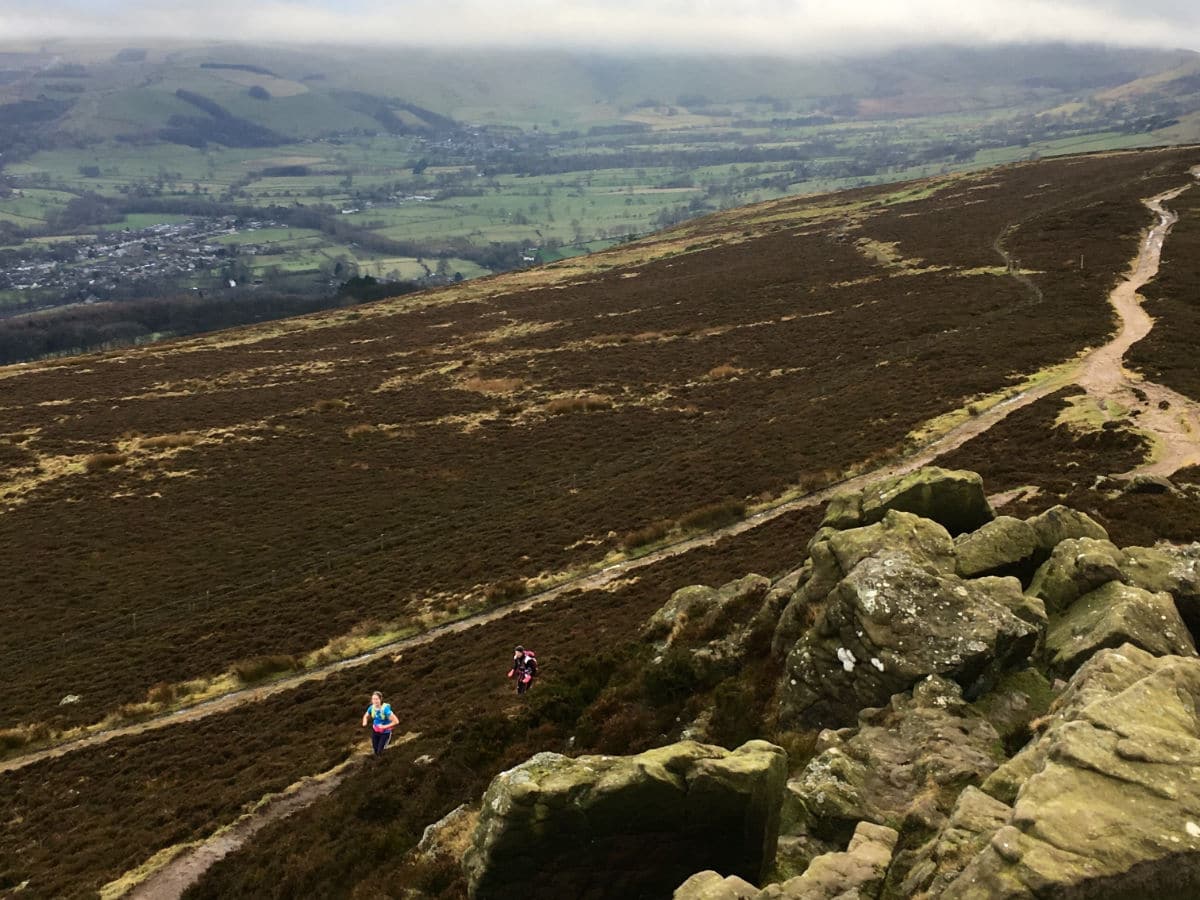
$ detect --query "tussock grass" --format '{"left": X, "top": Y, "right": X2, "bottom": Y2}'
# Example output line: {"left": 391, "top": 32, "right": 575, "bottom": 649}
{"left": 678, "top": 498, "right": 746, "bottom": 532}
{"left": 484, "top": 578, "right": 527, "bottom": 604}
{"left": 111, "top": 701, "right": 159, "bottom": 723}
{"left": 621, "top": 520, "right": 672, "bottom": 550}
{"left": 462, "top": 376, "right": 523, "bottom": 394}
{"left": 83, "top": 452, "right": 128, "bottom": 472}
{"left": 0, "top": 723, "right": 49, "bottom": 752}
{"left": 146, "top": 682, "right": 176, "bottom": 705}
{"left": 137, "top": 432, "right": 200, "bottom": 450}
{"left": 302, "top": 618, "right": 417, "bottom": 667}
{"left": 232, "top": 655, "right": 301, "bottom": 684}
{"left": 546, "top": 394, "right": 611, "bottom": 414}
{"left": 706, "top": 363, "right": 741, "bottom": 380}
{"left": 313, "top": 398, "right": 350, "bottom": 413}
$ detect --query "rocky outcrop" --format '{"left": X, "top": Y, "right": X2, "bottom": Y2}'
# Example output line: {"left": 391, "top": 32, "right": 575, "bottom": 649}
{"left": 773, "top": 511, "right": 957, "bottom": 657}
{"left": 777, "top": 552, "right": 1039, "bottom": 728}
{"left": 675, "top": 823, "right": 898, "bottom": 900}
{"left": 674, "top": 871, "right": 759, "bottom": 900}
{"left": 455, "top": 470, "right": 1200, "bottom": 900}
{"left": 814, "top": 467, "right": 995, "bottom": 538}
{"left": 1026, "top": 537, "right": 1126, "bottom": 614}
{"left": 759, "top": 822, "right": 898, "bottom": 899}
{"left": 1122, "top": 542, "right": 1200, "bottom": 636}
{"left": 898, "top": 787, "right": 1012, "bottom": 898}
{"left": 786, "top": 677, "right": 1004, "bottom": 846}
{"left": 852, "top": 467, "right": 995, "bottom": 536}
{"left": 643, "top": 575, "right": 772, "bottom": 649}
{"left": 463, "top": 741, "right": 787, "bottom": 900}
{"left": 969, "top": 668, "right": 1055, "bottom": 750}
{"left": 945, "top": 645, "right": 1200, "bottom": 897}
{"left": 1024, "top": 505, "right": 1108, "bottom": 555}
{"left": 953, "top": 516, "right": 1038, "bottom": 579}
{"left": 1043, "top": 581, "right": 1195, "bottom": 674}
{"left": 642, "top": 574, "right": 776, "bottom": 702}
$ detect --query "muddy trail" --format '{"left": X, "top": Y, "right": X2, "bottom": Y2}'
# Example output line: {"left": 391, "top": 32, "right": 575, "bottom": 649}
{"left": 1077, "top": 182, "right": 1200, "bottom": 476}
{"left": 7, "top": 177, "right": 1200, "bottom": 787}
{"left": 122, "top": 755, "right": 368, "bottom": 900}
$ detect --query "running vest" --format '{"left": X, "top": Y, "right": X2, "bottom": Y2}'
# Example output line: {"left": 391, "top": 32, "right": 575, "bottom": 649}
{"left": 367, "top": 703, "right": 394, "bottom": 731}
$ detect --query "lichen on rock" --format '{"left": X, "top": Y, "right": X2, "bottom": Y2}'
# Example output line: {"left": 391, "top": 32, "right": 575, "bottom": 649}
{"left": 463, "top": 740, "right": 787, "bottom": 899}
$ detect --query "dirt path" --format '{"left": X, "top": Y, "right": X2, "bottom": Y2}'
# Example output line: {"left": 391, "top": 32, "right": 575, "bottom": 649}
{"left": 119, "top": 755, "right": 365, "bottom": 899}
{"left": 6, "top": 175, "right": 1198, "bottom": 780}
{"left": 1076, "top": 181, "right": 1200, "bottom": 476}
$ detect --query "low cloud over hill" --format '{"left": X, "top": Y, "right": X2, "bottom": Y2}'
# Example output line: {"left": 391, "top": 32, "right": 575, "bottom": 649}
{"left": 4, "top": 0, "right": 1200, "bottom": 53}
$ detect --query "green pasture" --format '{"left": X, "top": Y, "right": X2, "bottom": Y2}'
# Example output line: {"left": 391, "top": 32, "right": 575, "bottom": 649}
{"left": 116, "top": 213, "right": 193, "bottom": 228}
{"left": 0, "top": 189, "right": 78, "bottom": 225}
{"left": 212, "top": 227, "right": 324, "bottom": 246}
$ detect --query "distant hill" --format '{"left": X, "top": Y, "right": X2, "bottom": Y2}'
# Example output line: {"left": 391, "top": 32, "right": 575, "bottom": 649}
{"left": 0, "top": 41, "right": 1197, "bottom": 142}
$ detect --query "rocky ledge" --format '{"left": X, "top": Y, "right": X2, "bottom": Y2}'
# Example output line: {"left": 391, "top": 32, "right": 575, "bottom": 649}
{"left": 435, "top": 467, "right": 1200, "bottom": 899}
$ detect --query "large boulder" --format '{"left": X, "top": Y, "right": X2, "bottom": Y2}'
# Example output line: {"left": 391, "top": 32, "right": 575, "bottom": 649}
{"left": 970, "top": 668, "right": 1055, "bottom": 750}
{"left": 777, "top": 552, "right": 1040, "bottom": 729}
{"left": 897, "top": 787, "right": 1012, "bottom": 899}
{"left": 643, "top": 575, "right": 772, "bottom": 648}
{"left": 1122, "top": 543, "right": 1200, "bottom": 637}
{"left": 758, "top": 822, "right": 898, "bottom": 899}
{"left": 1024, "top": 505, "right": 1108, "bottom": 555}
{"left": 677, "top": 823, "right": 899, "bottom": 900}
{"left": 825, "top": 510, "right": 957, "bottom": 578}
{"left": 772, "top": 511, "right": 956, "bottom": 658}
{"left": 643, "top": 574, "right": 775, "bottom": 695}
{"left": 463, "top": 741, "right": 787, "bottom": 900}
{"left": 786, "top": 677, "right": 1004, "bottom": 846}
{"left": 1026, "top": 537, "right": 1125, "bottom": 615}
{"left": 674, "top": 871, "right": 759, "bottom": 900}
{"left": 1043, "top": 581, "right": 1196, "bottom": 675}
{"left": 954, "top": 516, "right": 1039, "bottom": 579}
{"left": 945, "top": 645, "right": 1200, "bottom": 898}
{"left": 858, "top": 467, "right": 994, "bottom": 536}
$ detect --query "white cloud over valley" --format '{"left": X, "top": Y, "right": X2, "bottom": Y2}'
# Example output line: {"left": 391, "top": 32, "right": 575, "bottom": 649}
{"left": 2, "top": 0, "right": 1199, "bottom": 54}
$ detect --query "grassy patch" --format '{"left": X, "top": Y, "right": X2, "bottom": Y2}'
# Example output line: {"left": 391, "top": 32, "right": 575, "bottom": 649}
{"left": 232, "top": 654, "right": 302, "bottom": 684}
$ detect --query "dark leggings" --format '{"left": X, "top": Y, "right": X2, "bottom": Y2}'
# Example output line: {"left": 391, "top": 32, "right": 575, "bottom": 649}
{"left": 371, "top": 729, "right": 392, "bottom": 755}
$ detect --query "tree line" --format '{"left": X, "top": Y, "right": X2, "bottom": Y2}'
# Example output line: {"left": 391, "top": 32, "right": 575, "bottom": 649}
{"left": 0, "top": 279, "right": 421, "bottom": 365}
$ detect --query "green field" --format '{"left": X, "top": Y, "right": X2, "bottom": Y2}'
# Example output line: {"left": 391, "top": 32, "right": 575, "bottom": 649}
{"left": 1, "top": 39, "right": 1197, "bottom": 311}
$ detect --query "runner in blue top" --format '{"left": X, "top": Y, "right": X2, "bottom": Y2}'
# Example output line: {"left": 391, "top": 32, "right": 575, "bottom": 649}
{"left": 361, "top": 691, "right": 400, "bottom": 756}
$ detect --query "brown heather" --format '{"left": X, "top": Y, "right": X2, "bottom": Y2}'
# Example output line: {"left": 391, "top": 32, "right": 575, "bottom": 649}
{"left": 7, "top": 149, "right": 1200, "bottom": 897}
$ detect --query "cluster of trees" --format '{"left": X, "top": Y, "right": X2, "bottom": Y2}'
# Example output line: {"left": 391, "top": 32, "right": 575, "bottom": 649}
{"left": 0, "top": 283, "right": 422, "bottom": 365}
{"left": 332, "top": 91, "right": 459, "bottom": 136}
{"left": 159, "top": 89, "right": 287, "bottom": 148}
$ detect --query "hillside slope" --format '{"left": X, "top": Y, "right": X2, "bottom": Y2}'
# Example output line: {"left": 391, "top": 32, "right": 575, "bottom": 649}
{"left": 3, "top": 146, "right": 1200, "bottom": 896}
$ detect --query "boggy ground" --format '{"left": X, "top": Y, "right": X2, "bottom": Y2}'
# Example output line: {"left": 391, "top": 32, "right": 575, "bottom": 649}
{"left": 3, "top": 148, "right": 1199, "bottom": 735}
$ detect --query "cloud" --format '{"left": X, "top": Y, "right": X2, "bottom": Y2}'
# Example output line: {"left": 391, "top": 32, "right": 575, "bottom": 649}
{"left": 2, "top": 0, "right": 1199, "bottom": 54}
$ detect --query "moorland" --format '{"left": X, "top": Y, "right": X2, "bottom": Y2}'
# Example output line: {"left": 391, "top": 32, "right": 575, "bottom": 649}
{"left": 3, "top": 144, "right": 1200, "bottom": 896}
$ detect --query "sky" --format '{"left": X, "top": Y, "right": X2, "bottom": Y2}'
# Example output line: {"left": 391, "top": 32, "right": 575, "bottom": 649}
{"left": 1, "top": 0, "right": 1199, "bottom": 55}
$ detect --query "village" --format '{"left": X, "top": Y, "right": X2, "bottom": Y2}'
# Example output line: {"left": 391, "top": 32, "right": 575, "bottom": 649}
{"left": 0, "top": 216, "right": 290, "bottom": 310}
